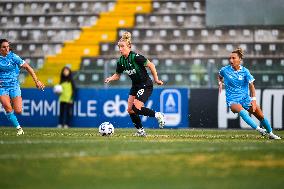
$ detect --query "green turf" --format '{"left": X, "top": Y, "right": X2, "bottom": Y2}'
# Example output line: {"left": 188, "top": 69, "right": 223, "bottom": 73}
{"left": 0, "top": 128, "right": 283, "bottom": 189}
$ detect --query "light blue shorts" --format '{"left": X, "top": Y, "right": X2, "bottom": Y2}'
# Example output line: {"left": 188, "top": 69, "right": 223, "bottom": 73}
{"left": 0, "top": 86, "right": 21, "bottom": 99}
{"left": 227, "top": 96, "right": 252, "bottom": 110}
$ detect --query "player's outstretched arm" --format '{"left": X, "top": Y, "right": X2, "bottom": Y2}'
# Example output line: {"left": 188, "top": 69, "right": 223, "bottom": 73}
{"left": 249, "top": 82, "right": 257, "bottom": 112}
{"left": 217, "top": 75, "right": 223, "bottom": 94}
{"left": 146, "top": 60, "right": 163, "bottom": 85}
{"left": 21, "top": 62, "right": 45, "bottom": 90}
{"left": 105, "top": 73, "right": 121, "bottom": 83}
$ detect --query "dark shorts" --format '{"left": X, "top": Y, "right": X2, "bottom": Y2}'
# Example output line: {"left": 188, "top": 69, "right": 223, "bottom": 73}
{"left": 129, "top": 84, "right": 153, "bottom": 103}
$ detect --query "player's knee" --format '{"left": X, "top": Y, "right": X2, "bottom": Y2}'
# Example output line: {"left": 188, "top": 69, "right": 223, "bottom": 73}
{"left": 3, "top": 106, "right": 13, "bottom": 113}
{"left": 132, "top": 104, "right": 140, "bottom": 114}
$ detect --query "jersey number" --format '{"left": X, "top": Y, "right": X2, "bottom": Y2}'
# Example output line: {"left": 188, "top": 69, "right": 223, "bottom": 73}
{"left": 137, "top": 89, "right": 144, "bottom": 97}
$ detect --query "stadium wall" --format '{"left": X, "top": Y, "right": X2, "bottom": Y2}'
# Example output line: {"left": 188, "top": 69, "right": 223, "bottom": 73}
{"left": 206, "top": 0, "right": 284, "bottom": 26}
{"left": 190, "top": 89, "right": 284, "bottom": 129}
{"left": 0, "top": 88, "right": 189, "bottom": 128}
{"left": 0, "top": 88, "right": 283, "bottom": 129}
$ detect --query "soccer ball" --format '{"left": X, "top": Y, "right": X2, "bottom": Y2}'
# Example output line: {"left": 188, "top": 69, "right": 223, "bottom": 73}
{"left": 99, "top": 122, "right": 114, "bottom": 136}
{"left": 53, "top": 84, "right": 63, "bottom": 94}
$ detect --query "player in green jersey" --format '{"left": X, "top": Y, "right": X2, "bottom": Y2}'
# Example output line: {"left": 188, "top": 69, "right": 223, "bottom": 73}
{"left": 105, "top": 32, "right": 165, "bottom": 136}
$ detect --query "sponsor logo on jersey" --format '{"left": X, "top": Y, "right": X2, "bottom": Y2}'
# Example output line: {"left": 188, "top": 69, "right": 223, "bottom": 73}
{"left": 124, "top": 69, "right": 136, "bottom": 75}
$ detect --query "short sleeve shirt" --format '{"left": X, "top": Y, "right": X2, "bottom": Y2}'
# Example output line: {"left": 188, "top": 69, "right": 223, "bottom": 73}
{"left": 116, "top": 51, "right": 152, "bottom": 86}
{"left": 0, "top": 51, "right": 24, "bottom": 87}
{"left": 219, "top": 65, "right": 254, "bottom": 102}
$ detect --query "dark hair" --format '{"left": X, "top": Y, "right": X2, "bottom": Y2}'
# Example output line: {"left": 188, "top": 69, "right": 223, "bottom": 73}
{"left": 0, "top": 39, "right": 9, "bottom": 46}
{"left": 60, "top": 66, "right": 72, "bottom": 82}
{"left": 60, "top": 66, "right": 76, "bottom": 91}
{"left": 232, "top": 47, "right": 244, "bottom": 59}
{"left": 0, "top": 39, "right": 13, "bottom": 51}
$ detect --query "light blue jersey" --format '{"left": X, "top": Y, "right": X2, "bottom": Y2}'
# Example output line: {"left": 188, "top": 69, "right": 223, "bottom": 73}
{"left": 0, "top": 51, "right": 24, "bottom": 87}
{"left": 219, "top": 65, "right": 255, "bottom": 109}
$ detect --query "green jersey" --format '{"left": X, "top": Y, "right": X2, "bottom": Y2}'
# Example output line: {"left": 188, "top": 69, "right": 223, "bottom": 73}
{"left": 116, "top": 51, "right": 152, "bottom": 86}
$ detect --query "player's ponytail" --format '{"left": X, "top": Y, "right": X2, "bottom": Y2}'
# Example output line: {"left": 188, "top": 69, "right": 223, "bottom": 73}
{"left": 119, "top": 31, "right": 132, "bottom": 48}
{"left": 232, "top": 47, "right": 244, "bottom": 59}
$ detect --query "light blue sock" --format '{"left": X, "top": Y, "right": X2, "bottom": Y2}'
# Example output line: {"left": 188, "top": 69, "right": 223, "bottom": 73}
{"left": 239, "top": 110, "right": 257, "bottom": 129}
{"left": 5, "top": 111, "right": 20, "bottom": 128}
{"left": 260, "top": 118, "right": 272, "bottom": 133}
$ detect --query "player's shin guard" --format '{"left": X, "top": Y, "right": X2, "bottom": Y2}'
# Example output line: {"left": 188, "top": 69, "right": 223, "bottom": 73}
{"left": 239, "top": 110, "right": 257, "bottom": 129}
{"left": 132, "top": 105, "right": 155, "bottom": 117}
{"left": 260, "top": 118, "right": 272, "bottom": 133}
{"left": 129, "top": 113, "right": 143, "bottom": 129}
{"left": 5, "top": 110, "right": 20, "bottom": 128}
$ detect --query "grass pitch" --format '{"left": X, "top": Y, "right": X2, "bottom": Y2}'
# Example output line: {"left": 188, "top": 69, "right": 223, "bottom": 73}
{"left": 0, "top": 128, "right": 283, "bottom": 189}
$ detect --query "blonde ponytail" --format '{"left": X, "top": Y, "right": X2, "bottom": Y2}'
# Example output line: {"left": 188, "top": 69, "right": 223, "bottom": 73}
{"left": 119, "top": 31, "right": 132, "bottom": 48}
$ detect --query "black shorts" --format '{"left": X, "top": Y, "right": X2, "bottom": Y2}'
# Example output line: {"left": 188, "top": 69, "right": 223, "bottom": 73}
{"left": 129, "top": 85, "right": 153, "bottom": 103}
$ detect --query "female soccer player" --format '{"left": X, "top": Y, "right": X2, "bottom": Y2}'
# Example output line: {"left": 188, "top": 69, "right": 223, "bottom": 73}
{"left": 218, "top": 47, "right": 281, "bottom": 139}
{"left": 0, "top": 39, "right": 45, "bottom": 135}
{"left": 104, "top": 31, "right": 165, "bottom": 136}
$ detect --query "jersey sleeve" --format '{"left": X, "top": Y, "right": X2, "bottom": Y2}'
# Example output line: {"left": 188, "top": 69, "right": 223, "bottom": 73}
{"left": 13, "top": 53, "right": 25, "bottom": 67}
{"left": 245, "top": 68, "right": 255, "bottom": 83}
{"left": 115, "top": 61, "right": 124, "bottom": 74}
{"left": 134, "top": 53, "right": 148, "bottom": 66}
{"left": 219, "top": 67, "right": 225, "bottom": 78}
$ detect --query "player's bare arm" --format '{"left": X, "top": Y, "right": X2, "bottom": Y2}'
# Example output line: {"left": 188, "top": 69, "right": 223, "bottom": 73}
{"left": 146, "top": 60, "right": 163, "bottom": 85}
{"left": 21, "top": 62, "right": 45, "bottom": 90}
{"left": 105, "top": 73, "right": 121, "bottom": 83}
{"left": 218, "top": 75, "right": 223, "bottom": 94}
{"left": 249, "top": 82, "right": 257, "bottom": 112}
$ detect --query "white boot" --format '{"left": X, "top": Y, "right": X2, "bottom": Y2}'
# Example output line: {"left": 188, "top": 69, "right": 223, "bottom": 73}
{"left": 269, "top": 133, "right": 281, "bottom": 140}
{"left": 256, "top": 127, "right": 267, "bottom": 136}
{"left": 155, "top": 112, "right": 165, "bottom": 128}
{"left": 134, "top": 128, "right": 147, "bottom": 137}
{"left": 17, "top": 127, "right": 24, "bottom": 136}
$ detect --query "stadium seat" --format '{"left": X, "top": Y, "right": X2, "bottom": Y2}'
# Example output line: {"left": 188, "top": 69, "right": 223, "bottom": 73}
{"left": 1, "top": 16, "right": 7, "bottom": 24}
{"left": 2, "top": 0, "right": 283, "bottom": 88}
{"left": 78, "top": 73, "right": 86, "bottom": 82}
{"left": 187, "top": 29, "right": 195, "bottom": 37}
{"left": 92, "top": 74, "right": 100, "bottom": 82}
{"left": 243, "top": 29, "right": 251, "bottom": 36}
{"left": 193, "top": 1, "right": 201, "bottom": 12}
{"left": 226, "top": 44, "right": 233, "bottom": 52}
{"left": 142, "top": 44, "right": 150, "bottom": 52}
{"left": 229, "top": 29, "right": 236, "bottom": 36}
{"left": 161, "top": 74, "right": 169, "bottom": 82}
{"left": 277, "top": 75, "right": 283, "bottom": 82}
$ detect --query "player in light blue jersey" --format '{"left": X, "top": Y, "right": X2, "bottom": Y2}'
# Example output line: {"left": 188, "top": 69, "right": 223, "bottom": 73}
{"left": 0, "top": 39, "right": 45, "bottom": 135}
{"left": 218, "top": 48, "right": 280, "bottom": 139}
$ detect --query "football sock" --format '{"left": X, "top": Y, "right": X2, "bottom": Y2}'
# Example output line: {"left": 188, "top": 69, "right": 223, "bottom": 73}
{"left": 132, "top": 105, "right": 155, "bottom": 117}
{"left": 5, "top": 110, "right": 20, "bottom": 128}
{"left": 129, "top": 113, "right": 143, "bottom": 129}
{"left": 260, "top": 118, "right": 272, "bottom": 133}
{"left": 239, "top": 110, "right": 257, "bottom": 129}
